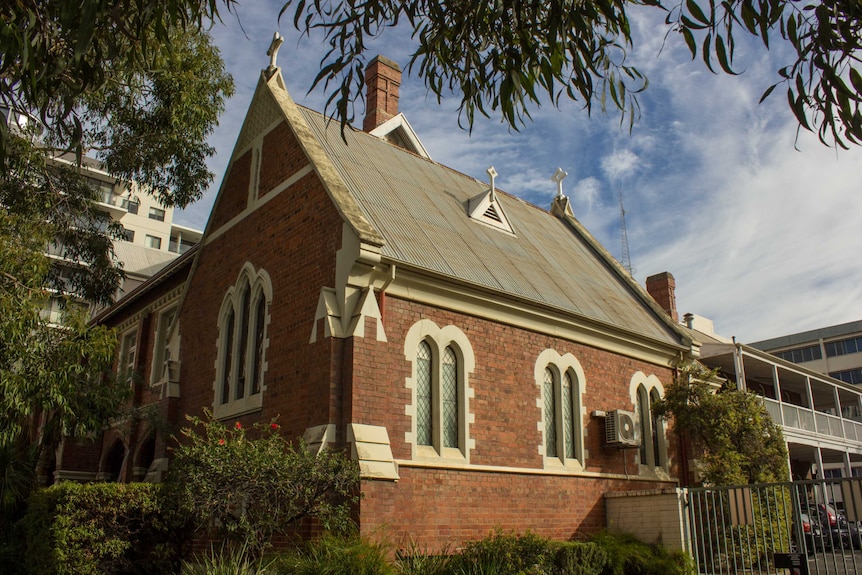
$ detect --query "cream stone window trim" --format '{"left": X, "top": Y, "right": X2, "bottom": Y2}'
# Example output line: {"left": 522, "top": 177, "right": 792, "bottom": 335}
{"left": 149, "top": 305, "right": 177, "bottom": 386}
{"left": 404, "top": 319, "right": 475, "bottom": 463}
{"left": 535, "top": 349, "right": 586, "bottom": 471}
{"left": 213, "top": 263, "right": 272, "bottom": 421}
{"left": 119, "top": 328, "right": 138, "bottom": 386}
{"left": 629, "top": 372, "right": 669, "bottom": 475}
{"left": 394, "top": 459, "right": 672, "bottom": 482}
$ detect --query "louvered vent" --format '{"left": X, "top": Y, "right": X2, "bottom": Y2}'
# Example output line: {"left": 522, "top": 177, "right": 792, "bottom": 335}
{"left": 467, "top": 182, "right": 515, "bottom": 235}
{"left": 483, "top": 204, "right": 502, "bottom": 223}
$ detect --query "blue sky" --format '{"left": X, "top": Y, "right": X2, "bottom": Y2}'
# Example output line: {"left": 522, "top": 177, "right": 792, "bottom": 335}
{"left": 175, "top": 2, "right": 862, "bottom": 343}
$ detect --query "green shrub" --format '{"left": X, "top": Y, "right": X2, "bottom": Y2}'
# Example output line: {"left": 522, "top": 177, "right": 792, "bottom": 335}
{"left": 16, "top": 481, "right": 187, "bottom": 575}
{"left": 590, "top": 531, "right": 693, "bottom": 575}
{"left": 275, "top": 533, "right": 393, "bottom": 575}
{"left": 168, "top": 412, "right": 360, "bottom": 555}
{"left": 395, "top": 541, "right": 453, "bottom": 575}
{"left": 549, "top": 541, "right": 607, "bottom": 575}
{"left": 450, "top": 530, "right": 553, "bottom": 575}
{"left": 182, "top": 545, "right": 276, "bottom": 575}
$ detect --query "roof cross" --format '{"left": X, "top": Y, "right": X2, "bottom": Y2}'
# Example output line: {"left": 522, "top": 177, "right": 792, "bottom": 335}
{"left": 551, "top": 167, "right": 568, "bottom": 199}
{"left": 487, "top": 166, "right": 498, "bottom": 202}
{"left": 267, "top": 32, "right": 284, "bottom": 71}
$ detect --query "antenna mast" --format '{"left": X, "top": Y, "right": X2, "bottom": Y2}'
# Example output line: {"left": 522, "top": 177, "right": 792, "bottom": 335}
{"left": 618, "top": 186, "right": 634, "bottom": 276}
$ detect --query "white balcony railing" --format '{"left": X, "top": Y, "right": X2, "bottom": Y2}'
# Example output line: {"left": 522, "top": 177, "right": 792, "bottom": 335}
{"left": 763, "top": 394, "right": 862, "bottom": 444}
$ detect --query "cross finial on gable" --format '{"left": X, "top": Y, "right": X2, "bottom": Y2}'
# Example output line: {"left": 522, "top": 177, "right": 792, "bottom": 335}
{"left": 487, "top": 166, "right": 498, "bottom": 202}
{"left": 266, "top": 32, "right": 284, "bottom": 73}
{"left": 551, "top": 167, "right": 568, "bottom": 199}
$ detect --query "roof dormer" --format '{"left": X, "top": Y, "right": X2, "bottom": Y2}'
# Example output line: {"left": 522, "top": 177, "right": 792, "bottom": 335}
{"left": 468, "top": 166, "right": 515, "bottom": 234}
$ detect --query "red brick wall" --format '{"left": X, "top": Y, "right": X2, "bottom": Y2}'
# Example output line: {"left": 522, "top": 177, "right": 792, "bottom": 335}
{"left": 351, "top": 297, "right": 676, "bottom": 472}
{"left": 259, "top": 122, "right": 307, "bottom": 197}
{"left": 348, "top": 295, "right": 678, "bottom": 548}
{"left": 360, "top": 469, "right": 666, "bottom": 551}
{"left": 179, "top": 119, "right": 346, "bottom": 439}
{"left": 57, "top": 268, "right": 189, "bottom": 482}
{"left": 209, "top": 150, "right": 251, "bottom": 232}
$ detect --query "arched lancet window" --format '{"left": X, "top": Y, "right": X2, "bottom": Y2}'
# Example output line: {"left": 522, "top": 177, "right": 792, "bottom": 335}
{"left": 235, "top": 281, "right": 251, "bottom": 400}
{"left": 442, "top": 346, "right": 459, "bottom": 448}
{"left": 404, "top": 320, "right": 475, "bottom": 461}
{"left": 251, "top": 293, "right": 266, "bottom": 396}
{"left": 416, "top": 340, "right": 433, "bottom": 446}
{"left": 630, "top": 373, "right": 668, "bottom": 471}
{"left": 638, "top": 385, "right": 650, "bottom": 466}
{"left": 650, "top": 388, "right": 663, "bottom": 467}
{"left": 563, "top": 371, "right": 576, "bottom": 459}
{"left": 535, "top": 350, "right": 585, "bottom": 468}
{"left": 220, "top": 306, "right": 235, "bottom": 404}
{"left": 214, "top": 265, "right": 272, "bottom": 419}
{"left": 544, "top": 367, "right": 558, "bottom": 458}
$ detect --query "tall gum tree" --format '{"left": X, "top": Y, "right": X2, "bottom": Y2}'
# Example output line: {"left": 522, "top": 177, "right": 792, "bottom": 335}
{"left": 1, "top": 4, "right": 234, "bottom": 511}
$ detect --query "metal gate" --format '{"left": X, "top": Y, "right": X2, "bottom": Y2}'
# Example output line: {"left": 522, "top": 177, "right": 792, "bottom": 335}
{"left": 687, "top": 478, "right": 862, "bottom": 575}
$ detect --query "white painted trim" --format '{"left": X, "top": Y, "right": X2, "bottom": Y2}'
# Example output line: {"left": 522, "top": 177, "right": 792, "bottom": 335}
{"left": 368, "top": 113, "right": 431, "bottom": 159}
{"left": 383, "top": 266, "right": 686, "bottom": 367}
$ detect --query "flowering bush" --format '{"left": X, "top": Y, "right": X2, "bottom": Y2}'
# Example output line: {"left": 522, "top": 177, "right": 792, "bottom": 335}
{"left": 167, "top": 411, "right": 359, "bottom": 554}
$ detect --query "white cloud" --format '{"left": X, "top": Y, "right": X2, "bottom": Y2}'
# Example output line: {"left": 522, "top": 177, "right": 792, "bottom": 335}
{"left": 601, "top": 149, "right": 641, "bottom": 182}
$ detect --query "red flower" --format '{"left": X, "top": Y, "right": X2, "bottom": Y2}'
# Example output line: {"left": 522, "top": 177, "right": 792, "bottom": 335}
{"left": 270, "top": 423, "right": 280, "bottom": 430}
{"left": 234, "top": 421, "right": 242, "bottom": 430}
{"left": 218, "top": 439, "right": 226, "bottom": 445}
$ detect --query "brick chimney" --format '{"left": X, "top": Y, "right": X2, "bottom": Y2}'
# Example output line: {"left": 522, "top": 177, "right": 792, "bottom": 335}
{"left": 646, "top": 271, "right": 679, "bottom": 323}
{"left": 363, "top": 56, "right": 401, "bottom": 132}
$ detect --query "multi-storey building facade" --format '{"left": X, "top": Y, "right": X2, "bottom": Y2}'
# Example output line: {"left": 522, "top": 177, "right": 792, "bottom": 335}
{"left": 751, "top": 321, "right": 862, "bottom": 387}
{"left": 43, "top": 154, "right": 203, "bottom": 317}
{"left": 748, "top": 321, "right": 862, "bottom": 478}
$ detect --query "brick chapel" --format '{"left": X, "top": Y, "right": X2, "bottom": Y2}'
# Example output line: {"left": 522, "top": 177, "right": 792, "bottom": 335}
{"left": 57, "top": 51, "right": 702, "bottom": 548}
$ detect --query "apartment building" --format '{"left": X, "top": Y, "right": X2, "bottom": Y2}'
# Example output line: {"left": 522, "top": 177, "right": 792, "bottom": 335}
{"left": 750, "top": 321, "right": 862, "bottom": 478}
{"left": 751, "top": 321, "right": 862, "bottom": 387}
{"left": 44, "top": 154, "right": 203, "bottom": 320}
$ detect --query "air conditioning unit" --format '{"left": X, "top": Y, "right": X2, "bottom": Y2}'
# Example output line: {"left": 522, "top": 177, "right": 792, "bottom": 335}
{"left": 605, "top": 409, "right": 639, "bottom": 448}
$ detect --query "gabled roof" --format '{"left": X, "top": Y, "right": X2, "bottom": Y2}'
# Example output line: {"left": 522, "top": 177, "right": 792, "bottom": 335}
{"left": 368, "top": 113, "right": 431, "bottom": 159}
{"left": 296, "top": 105, "right": 686, "bottom": 347}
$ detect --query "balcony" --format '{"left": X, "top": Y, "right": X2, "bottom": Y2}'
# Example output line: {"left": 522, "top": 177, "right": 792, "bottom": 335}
{"left": 94, "top": 189, "right": 139, "bottom": 217}
{"left": 762, "top": 395, "right": 862, "bottom": 446}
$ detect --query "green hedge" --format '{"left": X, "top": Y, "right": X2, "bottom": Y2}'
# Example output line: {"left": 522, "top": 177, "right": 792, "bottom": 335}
{"left": 394, "top": 530, "right": 682, "bottom": 575}
{"left": 590, "top": 531, "right": 693, "bottom": 575}
{"left": 550, "top": 541, "right": 608, "bottom": 575}
{"left": 16, "top": 482, "right": 188, "bottom": 575}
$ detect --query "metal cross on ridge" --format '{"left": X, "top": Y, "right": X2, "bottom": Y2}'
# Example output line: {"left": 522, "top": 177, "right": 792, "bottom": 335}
{"left": 487, "top": 166, "right": 498, "bottom": 202}
{"left": 551, "top": 167, "right": 568, "bottom": 199}
{"left": 267, "top": 32, "right": 284, "bottom": 71}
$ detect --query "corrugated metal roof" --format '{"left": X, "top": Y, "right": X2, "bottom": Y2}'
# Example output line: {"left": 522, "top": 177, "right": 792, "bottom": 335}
{"left": 113, "top": 242, "right": 179, "bottom": 277}
{"left": 300, "top": 109, "right": 680, "bottom": 345}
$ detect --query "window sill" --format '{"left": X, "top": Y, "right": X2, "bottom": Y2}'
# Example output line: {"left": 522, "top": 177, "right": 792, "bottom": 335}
{"left": 543, "top": 457, "right": 584, "bottom": 473}
{"left": 638, "top": 464, "right": 671, "bottom": 480}
{"left": 213, "top": 393, "right": 263, "bottom": 420}
{"left": 414, "top": 444, "right": 469, "bottom": 465}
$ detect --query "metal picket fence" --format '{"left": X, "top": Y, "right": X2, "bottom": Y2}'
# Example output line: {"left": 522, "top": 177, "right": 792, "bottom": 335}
{"left": 687, "top": 477, "right": 862, "bottom": 575}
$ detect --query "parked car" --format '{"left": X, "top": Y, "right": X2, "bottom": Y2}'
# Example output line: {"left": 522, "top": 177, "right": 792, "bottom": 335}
{"left": 798, "top": 512, "right": 827, "bottom": 555}
{"left": 806, "top": 502, "right": 862, "bottom": 550}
